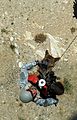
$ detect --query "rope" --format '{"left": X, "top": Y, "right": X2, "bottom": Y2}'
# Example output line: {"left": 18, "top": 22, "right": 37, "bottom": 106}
{"left": 60, "top": 35, "right": 77, "bottom": 58}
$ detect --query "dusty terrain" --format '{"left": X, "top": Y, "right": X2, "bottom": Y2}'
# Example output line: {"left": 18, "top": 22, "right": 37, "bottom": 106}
{"left": 0, "top": 0, "right": 77, "bottom": 120}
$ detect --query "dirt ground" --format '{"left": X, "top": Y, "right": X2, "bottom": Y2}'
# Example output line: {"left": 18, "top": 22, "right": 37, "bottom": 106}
{"left": 0, "top": 0, "right": 77, "bottom": 120}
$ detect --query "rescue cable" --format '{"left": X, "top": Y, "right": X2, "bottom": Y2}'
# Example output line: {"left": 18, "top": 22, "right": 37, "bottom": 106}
{"left": 61, "top": 35, "right": 77, "bottom": 58}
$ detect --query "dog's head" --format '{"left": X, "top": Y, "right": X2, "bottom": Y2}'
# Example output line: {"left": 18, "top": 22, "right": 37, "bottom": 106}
{"left": 41, "top": 50, "right": 60, "bottom": 70}
{"left": 37, "top": 50, "right": 60, "bottom": 79}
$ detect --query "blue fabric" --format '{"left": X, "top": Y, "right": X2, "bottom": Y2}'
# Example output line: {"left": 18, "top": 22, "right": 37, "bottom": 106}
{"left": 19, "top": 61, "right": 58, "bottom": 107}
{"left": 24, "top": 61, "right": 36, "bottom": 70}
{"left": 19, "top": 61, "right": 37, "bottom": 88}
{"left": 36, "top": 98, "right": 58, "bottom": 106}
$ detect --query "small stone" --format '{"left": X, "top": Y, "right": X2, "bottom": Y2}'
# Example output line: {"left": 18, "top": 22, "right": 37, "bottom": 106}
{"left": 16, "top": 59, "right": 20, "bottom": 63}
{"left": 34, "top": 117, "right": 38, "bottom": 120}
{"left": 19, "top": 62, "right": 23, "bottom": 68}
{"left": 14, "top": 43, "right": 18, "bottom": 48}
{"left": 16, "top": 98, "right": 19, "bottom": 102}
{"left": 19, "top": 2, "right": 21, "bottom": 5}
{"left": 2, "top": 101, "right": 6, "bottom": 104}
{"left": 5, "top": 11, "right": 8, "bottom": 15}
{"left": 19, "top": 103, "right": 23, "bottom": 107}
{"left": 62, "top": 7, "right": 65, "bottom": 11}
{"left": 24, "top": 43, "right": 27, "bottom": 46}
{"left": 10, "top": 36, "right": 14, "bottom": 42}
{"left": 64, "top": 58, "right": 68, "bottom": 62}
{"left": 15, "top": 110, "right": 17, "bottom": 112}
{"left": 11, "top": 22, "right": 14, "bottom": 25}
{"left": 13, "top": 65, "right": 15, "bottom": 68}
{"left": 13, "top": 32, "right": 18, "bottom": 35}
{"left": 2, "top": 14, "right": 4, "bottom": 18}
{"left": 25, "top": 31, "right": 33, "bottom": 40}
{"left": 57, "top": 66, "right": 61, "bottom": 70}
{"left": 67, "top": 53, "right": 70, "bottom": 57}
{"left": 55, "top": 1, "right": 58, "bottom": 3}
{"left": 70, "top": 27, "right": 76, "bottom": 34}
{"left": 1, "top": 85, "right": 4, "bottom": 89}
{"left": 2, "top": 40, "right": 5, "bottom": 43}
{"left": 15, "top": 48, "right": 20, "bottom": 55}
{"left": 10, "top": 44, "right": 15, "bottom": 51}
{"left": 26, "top": 18, "right": 29, "bottom": 21}
{"left": 41, "top": 26, "right": 44, "bottom": 29}
{"left": 63, "top": 0, "right": 68, "bottom": 4}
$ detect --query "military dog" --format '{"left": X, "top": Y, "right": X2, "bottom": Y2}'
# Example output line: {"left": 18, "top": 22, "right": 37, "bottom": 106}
{"left": 37, "top": 50, "right": 64, "bottom": 99}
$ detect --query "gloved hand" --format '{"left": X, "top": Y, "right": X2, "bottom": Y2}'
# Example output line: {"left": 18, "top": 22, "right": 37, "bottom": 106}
{"left": 36, "top": 60, "right": 48, "bottom": 69}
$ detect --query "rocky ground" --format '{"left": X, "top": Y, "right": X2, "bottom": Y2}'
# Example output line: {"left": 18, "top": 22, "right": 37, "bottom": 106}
{"left": 0, "top": 0, "right": 77, "bottom": 120}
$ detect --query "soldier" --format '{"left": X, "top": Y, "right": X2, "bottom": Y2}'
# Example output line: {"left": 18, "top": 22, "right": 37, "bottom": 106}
{"left": 19, "top": 61, "right": 59, "bottom": 107}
